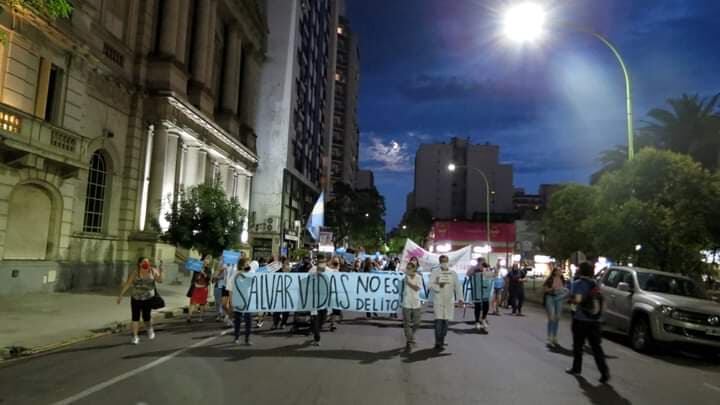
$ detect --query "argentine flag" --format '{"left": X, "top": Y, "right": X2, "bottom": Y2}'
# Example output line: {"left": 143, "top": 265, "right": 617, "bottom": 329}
{"left": 306, "top": 192, "right": 324, "bottom": 241}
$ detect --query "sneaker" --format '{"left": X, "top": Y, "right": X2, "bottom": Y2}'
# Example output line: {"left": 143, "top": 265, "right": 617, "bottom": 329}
{"left": 131, "top": 336, "right": 140, "bottom": 345}
{"left": 256, "top": 320, "right": 264, "bottom": 328}
{"left": 482, "top": 320, "right": 489, "bottom": 329}
{"left": 433, "top": 344, "right": 444, "bottom": 351}
{"left": 475, "top": 322, "right": 481, "bottom": 330}
{"left": 330, "top": 323, "right": 337, "bottom": 332}
{"left": 311, "top": 341, "right": 320, "bottom": 347}
{"left": 234, "top": 339, "right": 241, "bottom": 344}
{"left": 245, "top": 339, "right": 253, "bottom": 346}
{"left": 148, "top": 329, "right": 156, "bottom": 340}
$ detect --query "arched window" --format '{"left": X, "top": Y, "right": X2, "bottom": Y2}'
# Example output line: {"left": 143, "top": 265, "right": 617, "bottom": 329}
{"left": 83, "top": 151, "right": 108, "bottom": 233}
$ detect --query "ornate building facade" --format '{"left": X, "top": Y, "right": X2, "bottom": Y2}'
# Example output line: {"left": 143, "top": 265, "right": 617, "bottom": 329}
{"left": 0, "top": 0, "right": 266, "bottom": 295}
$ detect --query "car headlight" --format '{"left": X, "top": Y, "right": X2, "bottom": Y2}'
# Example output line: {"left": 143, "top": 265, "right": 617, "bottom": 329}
{"left": 658, "top": 305, "right": 674, "bottom": 316}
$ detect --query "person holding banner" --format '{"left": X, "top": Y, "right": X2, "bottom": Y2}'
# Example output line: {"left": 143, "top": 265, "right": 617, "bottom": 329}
{"left": 231, "top": 259, "right": 254, "bottom": 345}
{"left": 310, "top": 255, "right": 329, "bottom": 346}
{"left": 402, "top": 261, "right": 423, "bottom": 351}
{"left": 271, "top": 257, "right": 292, "bottom": 330}
{"left": 467, "top": 260, "right": 495, "bottom": 333}
{"left": 430, "top": 255, "right": 464, "bottom": 350}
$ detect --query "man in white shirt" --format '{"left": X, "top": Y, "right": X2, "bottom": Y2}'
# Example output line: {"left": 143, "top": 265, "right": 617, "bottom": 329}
{"left": 430, "top": 255, "right": 464, "bottom": 350}
{"left": 402, "top": 261, "right": 423, "bottom": 351}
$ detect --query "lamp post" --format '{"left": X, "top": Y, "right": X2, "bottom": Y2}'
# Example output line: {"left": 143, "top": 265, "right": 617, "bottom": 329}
{"left": 502, "top": 2, "right": 634, "bottom": 160}
{"left": 447, "top": 163, "right": 492, "bottom": 251}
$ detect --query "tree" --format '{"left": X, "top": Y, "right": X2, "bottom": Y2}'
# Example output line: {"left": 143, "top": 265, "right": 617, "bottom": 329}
{"left": 326, "top": 182, "right": 355, "bottom": 244}
{"left": 591, "top": 149, "right": 717, "bottom": 274}
{"left": 349, "top": 186, "right": 386, "bottom": 251}
{"left": 163, "top": 183, "right": 246, "bottom": 259}
{"left": 0, "top": 0, "right": 73, "bottom": 43}
{"left": 643, "top": 93, "right": 720, "bottom": 171}
{"left": 326, "top": 183, "right": 386, "bottom": 250}
{"left": 400, "top": 207, "right": 433, "bottom": 245}
{"left": 541, "top": 184, "right": 598, "bottom": 261}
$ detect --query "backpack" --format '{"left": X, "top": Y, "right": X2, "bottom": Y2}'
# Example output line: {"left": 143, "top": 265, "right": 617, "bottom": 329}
{"left": 578, "top": 280, "right": 604, "bottom": 320}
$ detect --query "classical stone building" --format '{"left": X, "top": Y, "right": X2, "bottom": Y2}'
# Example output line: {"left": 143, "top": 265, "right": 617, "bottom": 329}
{"left": 251, "top": 0, "right": 338, "bottom": 259}
{"left": 0, "top": 0, "right": 266, "bottom": 295}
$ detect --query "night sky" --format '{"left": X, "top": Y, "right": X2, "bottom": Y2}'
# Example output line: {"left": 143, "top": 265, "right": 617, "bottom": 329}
{"left": 345, "top": 0, "right": 720, "bottom": 230}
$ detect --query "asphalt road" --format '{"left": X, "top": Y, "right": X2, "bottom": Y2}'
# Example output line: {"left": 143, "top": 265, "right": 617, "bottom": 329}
{"left": 1, "top": 304, "right": 720, "bottom": 405}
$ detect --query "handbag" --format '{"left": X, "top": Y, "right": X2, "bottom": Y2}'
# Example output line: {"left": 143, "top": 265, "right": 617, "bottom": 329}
{"left": 149, "top": 287, "right": 165, "bottom": 309}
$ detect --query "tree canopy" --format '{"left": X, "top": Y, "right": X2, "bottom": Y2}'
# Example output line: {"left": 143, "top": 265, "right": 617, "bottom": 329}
{"left": 162, "top": 183, "right": 246, "bottom": 259}
{"left": 326, "top": 182, "right": 386, "bottom": 250}
{"left": 544, "top": 149, "right": 720, "bottom": 276}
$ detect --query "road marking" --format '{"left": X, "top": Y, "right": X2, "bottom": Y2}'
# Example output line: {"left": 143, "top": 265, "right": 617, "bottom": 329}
{"left": 51, "top": 329, "right": 231, "bottom": 405}
{"left": 704, "top": 382, "right": 720, "bottom": 393}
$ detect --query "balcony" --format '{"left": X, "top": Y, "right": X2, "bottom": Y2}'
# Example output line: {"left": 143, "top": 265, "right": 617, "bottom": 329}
{"left": 0, "top": 103, "right": 88, "bottom": 176}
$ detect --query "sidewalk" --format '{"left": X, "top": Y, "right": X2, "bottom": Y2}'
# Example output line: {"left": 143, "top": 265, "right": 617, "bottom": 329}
{"left": 0, "top": 278, "right": 204, "bottom": 360}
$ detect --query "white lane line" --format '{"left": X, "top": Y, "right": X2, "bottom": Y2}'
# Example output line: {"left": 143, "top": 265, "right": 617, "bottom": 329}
{"left": 704, "top": 382, "right": 720, "bottom": 393}
{"left": 51, "top": 329, "right": 230, "bottom": 405}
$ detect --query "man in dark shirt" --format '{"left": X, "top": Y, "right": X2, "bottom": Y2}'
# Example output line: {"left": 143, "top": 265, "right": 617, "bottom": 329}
{"left": 507, "top": 264, "right": 527, "bottom": 316}
{"left": 566, "top": 261, "right": 610, "bottom": 384}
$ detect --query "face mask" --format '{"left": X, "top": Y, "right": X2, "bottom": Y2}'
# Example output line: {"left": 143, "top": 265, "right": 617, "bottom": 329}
{"left": 440, "top": 263, "right": 449, "bottom": 270}
{"left": 141, "top": 261, "right": 150, "bottom": 270}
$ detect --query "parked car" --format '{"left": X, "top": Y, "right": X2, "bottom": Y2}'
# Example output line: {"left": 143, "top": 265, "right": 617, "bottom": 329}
{"left": 598, "top": 266, "right": 720, "bottom": 352}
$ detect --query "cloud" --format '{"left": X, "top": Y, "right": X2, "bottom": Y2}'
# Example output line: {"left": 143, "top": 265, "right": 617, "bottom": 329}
{"left": 396, "top": 73, "right": 549, "bottom": 104}
{"left": 360, "top": 136, "right": 413, "bottom": 172}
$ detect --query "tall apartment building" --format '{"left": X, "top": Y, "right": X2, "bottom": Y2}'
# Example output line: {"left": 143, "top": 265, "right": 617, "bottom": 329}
{"left": 329, "top": 12, "right": 360, "bottom": 193}
{"left": 0, "top": 0, "right": 266, "bottom": 295}
{"left": 251, "top": 0, "right": 339, "bottom": 259}
{"left": 355, "top": 169, "right": 375, "bottom": 191}
{"left": 409, "top": 137, "right": 514, "bottom": 220}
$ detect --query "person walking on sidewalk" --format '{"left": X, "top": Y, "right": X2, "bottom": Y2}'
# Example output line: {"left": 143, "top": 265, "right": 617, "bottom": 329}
{"left": 187, "top": 265, "right": 210, "bottom": 323}
{"left": 117, "top": 257, "right": 163, "bottom": 345}
{"left": 467, "top": 260, "right": 494, "bottom": 333}
{"left": 566, "top": 261, "right": 610, "bottom": 384}
{"left": 543, "top": 267, "right": 569, "bottom": 347}
{"left": 508, "top": 263, "right": 527, "bottom": 316}
{"left": 402, "top": 261, "right": 423, "bottom": 351}
{"left": 430, "top": 255, "right": 463, "bottom": 350}
{"left": 231, "top": 259, "right": 254, "bottom": 345}
{"left": 212, "top": 263, "right": 227, "bottom": 322}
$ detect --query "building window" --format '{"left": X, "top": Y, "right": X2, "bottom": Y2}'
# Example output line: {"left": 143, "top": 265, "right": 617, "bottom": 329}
{"left": 35, "top": 59, "right": 64, "bottom": 124}
{"left": 83, "top": 151, "right": 108, "bottom": 233}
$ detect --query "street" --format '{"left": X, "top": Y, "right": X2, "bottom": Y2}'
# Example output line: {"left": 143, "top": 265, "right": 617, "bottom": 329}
{"left": 1, "top": 304, "right": 719, "bottom": 405}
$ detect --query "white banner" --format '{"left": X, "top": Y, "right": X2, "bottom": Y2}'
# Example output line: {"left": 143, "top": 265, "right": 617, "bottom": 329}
{"left": 399, "top": 239, "right": 473, "bottom": 274}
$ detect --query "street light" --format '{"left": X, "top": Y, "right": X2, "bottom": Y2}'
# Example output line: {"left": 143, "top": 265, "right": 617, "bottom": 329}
{"left": 502, "top": 2, "right": 635, "bottom": 160}
{"left": 447, "top": 163, "right": 491, "bottom": 249}
{"left": 402, "top": 225, "right": 407, "bottom": 230}
{"left": 365, "top": 213, "right": 370, "bottom": 218}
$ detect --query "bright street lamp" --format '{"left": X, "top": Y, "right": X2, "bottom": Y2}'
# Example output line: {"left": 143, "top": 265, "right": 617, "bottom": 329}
{"left": 502, "top": 2, "right": 635, "bottom": 160}
{"left": 447, "top": 163, "right": 491, "bottom": 249}
{"left": 502, "top": 2, "right": 546, "bottom": 43}
{"left": 402, "top": 225, "right": 407, "bottom": 230}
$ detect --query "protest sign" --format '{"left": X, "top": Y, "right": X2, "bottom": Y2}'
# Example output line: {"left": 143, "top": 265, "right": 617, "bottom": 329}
{"left": 223, "top": 250, "right": 241, "bottom": 266}
{"left": 232, "top": 272, "right": 403, "bottom": 313}
{"left": 185, "top": 258, "right": 204, "bottom": 272}
{"left": 399, "top": 239, "right": 473, "bottom": 274}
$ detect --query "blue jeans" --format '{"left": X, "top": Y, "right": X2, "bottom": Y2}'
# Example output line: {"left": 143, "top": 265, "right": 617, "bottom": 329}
{"left": 545, "top": 295, "right": 564, "bottom": 338}
{"left": 234, "top": 312, "right": 252, "bottom": 340}
{"left": 434, "top": 319, "right": 449, "bottom": 346}
{"left": 214, "top": 286, "right": 225, "bottom": 317}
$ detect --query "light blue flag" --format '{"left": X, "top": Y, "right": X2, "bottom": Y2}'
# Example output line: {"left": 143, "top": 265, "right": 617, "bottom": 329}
{"left": 306, "top": 192, "right": 324, "bottom": 241}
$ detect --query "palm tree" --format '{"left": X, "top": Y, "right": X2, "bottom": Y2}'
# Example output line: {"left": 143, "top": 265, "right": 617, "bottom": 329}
{"left": 591, "top": 131, "right": 658, "bottom": 184}
{"left": 643, "top": 93, "right": 720, "bottom": 170}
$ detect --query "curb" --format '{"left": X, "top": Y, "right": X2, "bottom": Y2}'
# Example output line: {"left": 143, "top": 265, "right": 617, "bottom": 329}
{"left": 0, "top": 303, "right": 193, "bottom": 364}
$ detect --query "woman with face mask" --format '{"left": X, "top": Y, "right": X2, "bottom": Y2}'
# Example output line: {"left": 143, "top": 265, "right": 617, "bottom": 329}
{"left": 117, "top": 257, "right": 163, "bottom": 345}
